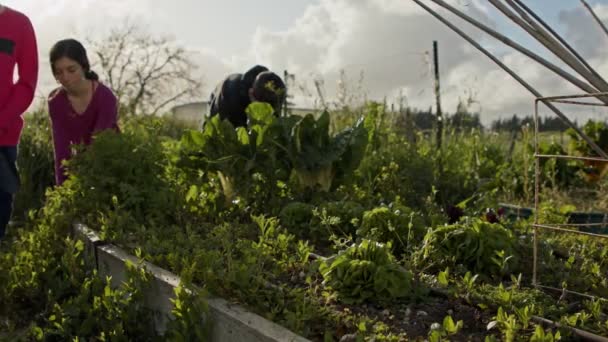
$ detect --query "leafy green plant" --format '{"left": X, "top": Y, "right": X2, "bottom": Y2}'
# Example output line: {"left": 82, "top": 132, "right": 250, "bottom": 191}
{"left": 279, "top": 202, "right": 316, "bottom": 237}
{"left": 428, "top": 315, "right": 464, "bottom": 342}
{"left": 534, "top": 141, "right": 581, "bottom": 188}
{"left": 313, "top": 201, "right": 365, "bottom": 238}
{"left": 319, "top": 240, "right": 413, "bottom": 304}
{"left": 285, "top": 111, "right": 368, "bottom": 191}
{"left": 279, "top": 200, "right": 365, "bottom": 246}
{"left": 31, "top": 263, "right": 157, "bottom": 341}
{"left": 164, "top": 283, "right": 210, "bottom": 342}
{"left": 529, "top": 326, "right": 561, "bottom": 342}
{"left": 567, "top": 120, "right": 608, "bottom": 157}
{"left": 13, "top": 110, "right": 55, "bottom": 222}
{"left": 354, "top": 134, "right": 434, "bottom": 208}
{"left": 415, "top": 218, "right": 517, "bottom": 278}
{"left": 179, "top": 115, "right": 258, "bottom": 203}
{"left": 487, "top": 307, "right": 519, "bottom": 342}
{"left": 357, "top": 205, "right": 426, "bottom": 253}
{"left": 567, "top": 120, "right": 608, "bottom": 182}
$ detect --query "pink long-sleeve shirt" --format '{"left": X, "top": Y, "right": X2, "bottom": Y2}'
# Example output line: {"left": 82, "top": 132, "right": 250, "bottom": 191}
{"left": 48, "top": 82, "right": 119, "bottom": 185}
{"left": 0, "top": 6, "right": 39, "bottom": 146}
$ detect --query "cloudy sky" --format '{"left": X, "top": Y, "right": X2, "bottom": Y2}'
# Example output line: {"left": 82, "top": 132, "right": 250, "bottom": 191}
{"left": 4, "top": 0, "right": 608, "bottom": 124}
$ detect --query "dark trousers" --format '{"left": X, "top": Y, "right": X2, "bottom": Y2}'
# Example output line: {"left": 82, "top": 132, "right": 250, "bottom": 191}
{"left": 0, "top": 146, "right": 17, "bottom": 240}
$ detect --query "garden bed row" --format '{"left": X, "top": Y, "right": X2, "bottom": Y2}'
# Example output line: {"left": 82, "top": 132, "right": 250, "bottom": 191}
{"left": 72, "top": 223, "right": 309, "bottom": 342}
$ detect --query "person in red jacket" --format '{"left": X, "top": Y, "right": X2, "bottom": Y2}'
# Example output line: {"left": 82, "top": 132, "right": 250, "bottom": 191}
{"left": 0, "top": 4, "right": 38, "bottom": 240}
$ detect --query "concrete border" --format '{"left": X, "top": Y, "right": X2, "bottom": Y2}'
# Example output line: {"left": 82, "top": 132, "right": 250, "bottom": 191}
{"left": 72, "top": 224, "right": 310, "bottom": 342}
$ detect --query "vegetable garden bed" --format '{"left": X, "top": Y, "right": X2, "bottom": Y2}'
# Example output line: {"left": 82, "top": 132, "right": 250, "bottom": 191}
{"left": 3, "top": 107, "right": 608, "bottom": 340}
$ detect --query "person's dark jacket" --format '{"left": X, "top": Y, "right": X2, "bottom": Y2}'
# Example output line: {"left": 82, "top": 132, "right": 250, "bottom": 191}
{"left": 207, "top": 65, "right": 268, "bottom": 128}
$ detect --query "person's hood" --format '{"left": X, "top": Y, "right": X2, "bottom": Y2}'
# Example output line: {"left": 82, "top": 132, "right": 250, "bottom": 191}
{"left": 241, "top": 65, "right": 269, "bottom": 89}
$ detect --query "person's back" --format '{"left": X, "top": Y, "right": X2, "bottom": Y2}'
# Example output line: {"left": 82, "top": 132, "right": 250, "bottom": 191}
{"left": 207, "top": 65, "right": 285, "bottom": 128}
{"left": 208, "top": 71, "right": 251, "bottom": 128}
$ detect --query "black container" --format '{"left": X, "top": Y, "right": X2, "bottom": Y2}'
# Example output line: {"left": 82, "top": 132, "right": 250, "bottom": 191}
{"left": 498, "top": 202, "right": 608, "bottom": 235}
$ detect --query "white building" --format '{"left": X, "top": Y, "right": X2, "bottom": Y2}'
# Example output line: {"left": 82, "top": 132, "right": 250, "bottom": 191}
{"left": 171, "top": 101, "right": 209, "bottom": 128}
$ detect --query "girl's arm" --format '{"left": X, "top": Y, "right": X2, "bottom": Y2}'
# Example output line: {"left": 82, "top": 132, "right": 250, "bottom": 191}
{"left": 49, "top": 105, "right": 71, "bottom": 185}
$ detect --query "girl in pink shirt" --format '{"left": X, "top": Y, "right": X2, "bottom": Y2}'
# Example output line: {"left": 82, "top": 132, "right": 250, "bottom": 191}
{"left": 48, "top": 39, "right": 119, "bottom": 185}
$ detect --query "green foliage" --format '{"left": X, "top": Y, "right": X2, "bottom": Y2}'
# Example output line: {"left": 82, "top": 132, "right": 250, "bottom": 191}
{"left": 13, "top": 111, "right": 55, "bottom": 222}
{"left": 487, "top": 307, "right": 519, "bottom": 342}
{"left": 279, "top": 202, "right": 316, "bottom": 237}
{"left": 435, "top": 129, "right": 507, "bottom": 206}
{"left": 179, "top": 115, "right": 259, "bottom": 203}
{"left": 354, "top": 134, "right": 434, "bottom": 208}
{"left": 286, "top": 111, "right": 368, "bottom": 191}
{"left": 357, "top": 205, "right": 426, "bottom": 253}
{"left": 534, "top": 141, "right": 581, "bottom": 188}
{"left": 30, "top": 264, "right": 157, "bottom": 341}
{"left": 0, "top": 119, "right": 209, "bottom": 340}
{"left": 64, "top": 129, "right": 179, "bottom": 241}
{"left": 9, "top": 105, "right": 608, "bottom": 340}
{"left": 279, "top": 201, "right": 365, "bottom": 245}
{"left": 529, "top": 326, "right": 561, "bottom": 342}
{"left": 319, "top": 240, "right": 413, "bottom": 304}
{"left": 164, "top": 284, "right": 210, "bottom": 342}
{"left": 428, "top": 315, "right": 464, "bottom": 342}
{"left": 416, "top": 218, "right": 517, "bottom": 278}
{"left": 0, "top": 186, "right": 161, "bottom": 340}
{"left": 542, "top": 235, "right": 608, "bottom": 299}
{"left": 314, "top": 200, "right": 365, "bottom": 238}
{"left": 567, "top": 120, "right": 608, "bottom": 157}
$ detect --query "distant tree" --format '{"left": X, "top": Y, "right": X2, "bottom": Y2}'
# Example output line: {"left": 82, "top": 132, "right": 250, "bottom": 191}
{"left": 491, "top": 115, "right": 574, "bottom": 132}
{"left": 87, "top": 21, "right": 203, "bottom": 115}
{"left": 447, "top": 100, "right": 482, "bottom": 130}
{"left": 411, "top": 107, "right": 435, "bottom": 130}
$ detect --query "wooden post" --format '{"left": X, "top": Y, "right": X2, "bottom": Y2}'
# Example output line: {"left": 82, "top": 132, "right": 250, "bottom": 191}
{"left": 283, "top": 70, "right": 289, "bottom": 117}
{"left": 282, "top": 70, "right": 295, "bottom": 117}
{"left": 433, "top": 41, "right": 443, "bottom": 149}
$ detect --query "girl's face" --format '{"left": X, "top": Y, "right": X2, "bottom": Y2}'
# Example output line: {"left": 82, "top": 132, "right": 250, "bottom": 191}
{"left": 52, "top": 56, "right": 85, "bottom": 90}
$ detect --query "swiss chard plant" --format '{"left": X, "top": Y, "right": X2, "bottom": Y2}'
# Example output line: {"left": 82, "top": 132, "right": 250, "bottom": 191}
{"left": 285, "top": 111, "right": 368, "bottom": 191}
{"left": 179, "top": 116, "right": 254, "bottom": 203}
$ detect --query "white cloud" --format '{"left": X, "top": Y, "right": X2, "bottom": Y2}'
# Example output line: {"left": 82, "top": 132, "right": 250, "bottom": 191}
{"left": 235, "top": 0, "right": 608, "bottom": 124}
{"left": 559, "top": 3, "right": 608, "bottom": 60}
{"left": 232, "top": 0, "right": 494, "bottom": 113}
{"left": 5, "top": 0, "right": 608, "bottom": 124}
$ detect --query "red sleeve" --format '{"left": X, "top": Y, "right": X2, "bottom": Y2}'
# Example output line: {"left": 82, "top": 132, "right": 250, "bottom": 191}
{"left": 0, "top": 14, "right": 38, "bottom": 130}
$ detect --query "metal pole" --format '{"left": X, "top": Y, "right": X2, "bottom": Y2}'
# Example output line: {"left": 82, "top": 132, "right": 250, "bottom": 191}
{"left": 533, "top": 100, "right": 540, "bottom": 286}
{"left": 512, "top": 0, "right": 607, "bottom": 85}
